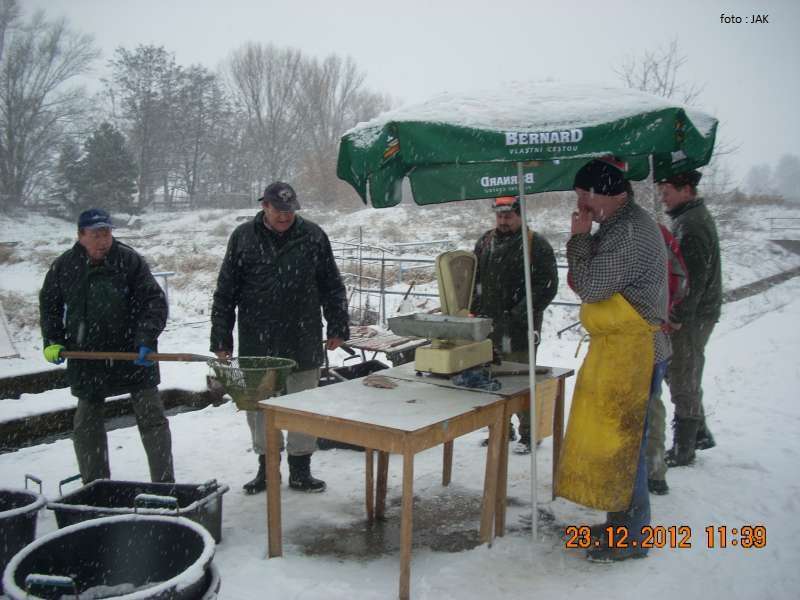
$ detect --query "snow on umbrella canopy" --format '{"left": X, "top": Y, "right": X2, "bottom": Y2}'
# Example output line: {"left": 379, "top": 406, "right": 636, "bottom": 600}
{"left": 336, "top": 82, "right": 718, "bottom": 207}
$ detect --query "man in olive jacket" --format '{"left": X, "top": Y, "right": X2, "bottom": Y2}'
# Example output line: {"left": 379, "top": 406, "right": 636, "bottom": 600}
{"left": 39, "top": 208, "right": 174, "bottom": 484}
{"left": 658, "top": 170, "right": 722, "bottom": 466}
{"left": 471, "top": 196, "right": 558, "bottom": 453}
{"left": 210, "top": 182, "right": 349, "bottom": 494}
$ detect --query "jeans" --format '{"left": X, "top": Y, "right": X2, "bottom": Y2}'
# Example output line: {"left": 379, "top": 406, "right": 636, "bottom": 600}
{"left": 606, "top": 360, "right": 668, "bottom": 548}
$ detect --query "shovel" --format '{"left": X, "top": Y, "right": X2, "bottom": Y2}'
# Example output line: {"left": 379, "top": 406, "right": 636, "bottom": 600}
{"left": 61, "top": 351, "right": 214, "bottom": 363}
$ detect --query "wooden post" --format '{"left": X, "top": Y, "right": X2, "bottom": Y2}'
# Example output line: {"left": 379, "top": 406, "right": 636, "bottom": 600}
{"left": 442, "top": 441, "right": 453, "bottom": 486}
{"left": 365, "top": 448, "right": 375, "bottom": 522}
{"left": 480, "top": 406, "right": 502, "bottom": 544}
{"left": 495, "top": 399, "right": 513, "bottom": 537}
{"left": 265, "top": 409, "right": 282, "bottom": 557}
{"left": 376, "top": 451, "right": 389, "bottom": 521}
{"left": 552, "top": 377, "right": 565, "bottom": 500}
{"left": 399, "top": 451, "right": 415, "bottom": 600}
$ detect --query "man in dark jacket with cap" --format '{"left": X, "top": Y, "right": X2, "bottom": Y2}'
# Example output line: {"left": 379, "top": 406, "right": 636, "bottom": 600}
{"left": 658, "top": 170, "right": 722, "bottom": 466}
{"left": 471, "top": 195, "right": 558, "bottom": 453}
{"left": 39, "top": 208, "right": 174, "bottom": 484}
{"left": 210, "top": 182, "right": 349, "bottom": 494}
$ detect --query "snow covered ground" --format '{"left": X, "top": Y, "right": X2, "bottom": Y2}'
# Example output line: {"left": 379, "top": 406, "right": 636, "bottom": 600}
{"left": 1, "top": 200, "right": 799, "bottom": 599}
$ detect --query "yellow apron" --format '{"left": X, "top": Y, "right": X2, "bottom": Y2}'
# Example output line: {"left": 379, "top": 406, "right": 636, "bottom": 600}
{"left": 555, "top": 293, "right": 656, "bottom": 512}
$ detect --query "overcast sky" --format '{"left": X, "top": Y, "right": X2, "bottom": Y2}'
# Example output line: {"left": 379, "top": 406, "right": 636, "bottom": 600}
{"left": 23, "top": 0, "right": 800, "bottom": 187}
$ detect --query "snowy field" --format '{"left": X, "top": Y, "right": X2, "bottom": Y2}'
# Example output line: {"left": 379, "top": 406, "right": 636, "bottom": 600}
{"left": 1, "top": 199, "right": 800, "bottom": 599}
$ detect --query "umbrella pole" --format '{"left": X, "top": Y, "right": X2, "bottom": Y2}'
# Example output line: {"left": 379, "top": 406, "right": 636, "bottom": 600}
{"left": 517, "top": 162, "right": 539, "bottom": 543}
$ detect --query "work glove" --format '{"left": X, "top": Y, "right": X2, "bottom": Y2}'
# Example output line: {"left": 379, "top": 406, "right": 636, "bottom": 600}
{"left": 43, "top": 344, "right": 65, "bottom": 364}
{"left": 134, "top": 346, "right": 155, "bottom": 367}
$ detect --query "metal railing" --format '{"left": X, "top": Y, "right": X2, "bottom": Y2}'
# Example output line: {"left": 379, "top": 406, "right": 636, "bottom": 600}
{"left": 767, "top": 217, "right": 800, "bottom": 235}
{"left": 332, "top": 231, "right": 577, "bottom": 326}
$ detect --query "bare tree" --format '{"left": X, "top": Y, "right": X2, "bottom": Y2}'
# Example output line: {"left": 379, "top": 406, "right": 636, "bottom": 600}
{"left": 224, "top": 43, "right": 305, "bottom": 187}
{"left": 107, "top": 45, "right": 180, "bottom": 208}
{"left": 617, "top": 39, "right": 737, "bottom": 211}
{"left": 0, "top": 9, "right": 98, "bottom": 211}
{"left": 0, "top": 0, "right": 20, "bottom": 65}
{"left": 294, "top": 54, "right": 389, "bottom": 207}
{"left": 171, "top": 65, "right": 231, "bottom": 205}
{"left": 773, "top": 154, "right": 800, "bottom": 201}
{"left": 616, "top": 39, "right": 704, "bottom": 105}
{"left": 745, "top": 163, "right": 775, "bottom": 196}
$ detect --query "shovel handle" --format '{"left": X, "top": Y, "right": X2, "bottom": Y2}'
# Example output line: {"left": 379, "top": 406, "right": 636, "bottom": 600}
{"left": 61, "top": 351, "right": 212, "bottom": 363}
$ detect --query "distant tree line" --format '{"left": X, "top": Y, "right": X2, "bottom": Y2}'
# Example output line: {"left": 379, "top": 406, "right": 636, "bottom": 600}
{"left": 744, "top": 154, "right": 800, "bottom": 201}
{"left": 0, "top": 1, "right": 389, "bottom": 216}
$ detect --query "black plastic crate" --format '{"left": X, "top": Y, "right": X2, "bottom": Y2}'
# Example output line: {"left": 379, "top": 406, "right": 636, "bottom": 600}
{"left": 333, "top": 359, "right": 389, "bottom": 380}
{"left": 47, "top": 479, "right": 229, "bottom": 543}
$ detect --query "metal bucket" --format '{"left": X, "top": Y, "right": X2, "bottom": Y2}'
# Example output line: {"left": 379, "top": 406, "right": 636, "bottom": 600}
{"left": 2, "top": 514, "right": 215, "bottom": 600}
{"left": 0, "top": 486, "right": 46, "bottom": 594}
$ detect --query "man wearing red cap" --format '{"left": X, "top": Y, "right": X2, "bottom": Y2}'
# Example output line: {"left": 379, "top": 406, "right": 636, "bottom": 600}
{"left": 471, "top": 195, "right": 558, "bottom": 453}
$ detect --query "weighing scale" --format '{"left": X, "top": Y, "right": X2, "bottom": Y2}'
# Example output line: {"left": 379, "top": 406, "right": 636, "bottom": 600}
{"left": 387, "top": 250, "right": 493, "bottom": 375}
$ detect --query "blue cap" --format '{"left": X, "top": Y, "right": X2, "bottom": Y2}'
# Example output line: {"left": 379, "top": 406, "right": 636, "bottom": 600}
{"left": 78, "top": 208, "right": 114, "bottom": 230}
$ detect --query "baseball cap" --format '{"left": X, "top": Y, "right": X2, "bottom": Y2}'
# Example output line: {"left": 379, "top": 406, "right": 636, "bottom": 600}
{"left": 258, "top": 181, "right": 301, "bottom": 211}
{"left": 78, "top": 208, "right": 114, "bottom": 230}
{"left": 492, "top": 196, "right": 520, "bottom": 213}
{"left": 658, "top": 170, "right": 702, "bottom": 188}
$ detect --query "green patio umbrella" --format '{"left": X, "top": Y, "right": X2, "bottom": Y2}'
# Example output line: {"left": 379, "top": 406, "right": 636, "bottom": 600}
{"left": 336, "top": 81, "right": 718, "bottom": 542}
{"left": 337, "top": 82, "right": 717, "bottom": 207}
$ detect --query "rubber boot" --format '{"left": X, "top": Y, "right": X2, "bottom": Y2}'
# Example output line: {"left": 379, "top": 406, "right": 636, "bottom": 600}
{"left": 666, "top": 418, "right": 700, "bottom": 467}
{"left": 695, "top": 420, "right": 716, "bottom": 451}
{"left": 288, "top": 454, "right": 326, "bottom": 493}
{"left": 481, "top": 421, "right": 517, "bottom": 447}
{"left": 647, "top": 478, "right": 670, "bottom": 495}
{"left": 243, "top": 454, "right": 266, "bottom": 495}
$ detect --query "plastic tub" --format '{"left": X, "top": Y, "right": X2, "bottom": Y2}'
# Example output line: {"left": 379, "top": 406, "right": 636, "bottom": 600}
{"left": 48, "top": 478, "right": 229, "bottom": 543}
{"left": 2, "top": 514, "right": 215, "bottom": 600}
{"left": 0, "top": 484, "right": 46, "bottom": 594}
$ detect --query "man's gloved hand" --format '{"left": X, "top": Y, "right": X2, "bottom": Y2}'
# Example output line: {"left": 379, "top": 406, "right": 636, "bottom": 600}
{"left": 134, "top": 346, "right": 155, "bottom": 367}
{"left": 43, "top": 344, "right": 65, "bottom": 364}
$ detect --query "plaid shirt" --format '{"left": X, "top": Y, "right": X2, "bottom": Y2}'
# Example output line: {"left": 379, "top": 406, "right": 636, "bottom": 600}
{"left": 567, "top": 199, "right": 671, "bottom": 363}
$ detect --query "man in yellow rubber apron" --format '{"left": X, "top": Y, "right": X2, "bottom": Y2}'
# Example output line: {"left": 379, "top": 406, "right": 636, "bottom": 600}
{"left": 559, "top": 158, "right": 670, "bottom": 562}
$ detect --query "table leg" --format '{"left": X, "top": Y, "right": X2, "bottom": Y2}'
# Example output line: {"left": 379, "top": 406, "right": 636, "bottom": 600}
{"left": 480, "top": 406, "right": 503, "bottom": 545}
{"left": 265, "top": 409, "right": 282, "bottom": 557}
{"left": 442, "top": 441, "right": 453, "bottom": 486}
{"left": 495, "top": 399, "right": 513, "bottom": 537}
{"left": 365, "top": 448, "right": 375, "bottom": 522}
{"left": 552, "top": 378, "right": 565, "bottom": 500}
{"left": 399, "top": 451, "right": 414, "bottom": 600}
{"left": 376, "top": 451, "right": 389, "bottom": 521}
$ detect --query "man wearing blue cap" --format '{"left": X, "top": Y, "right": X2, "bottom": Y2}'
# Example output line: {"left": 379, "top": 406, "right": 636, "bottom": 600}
{"left": 39, "top": 208, "right": 174, "bottom": 483}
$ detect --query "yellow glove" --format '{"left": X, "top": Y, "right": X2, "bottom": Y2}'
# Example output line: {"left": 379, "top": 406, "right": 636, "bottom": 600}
{"left": 44, "top": 344, "right": 65, "bottom": 364}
